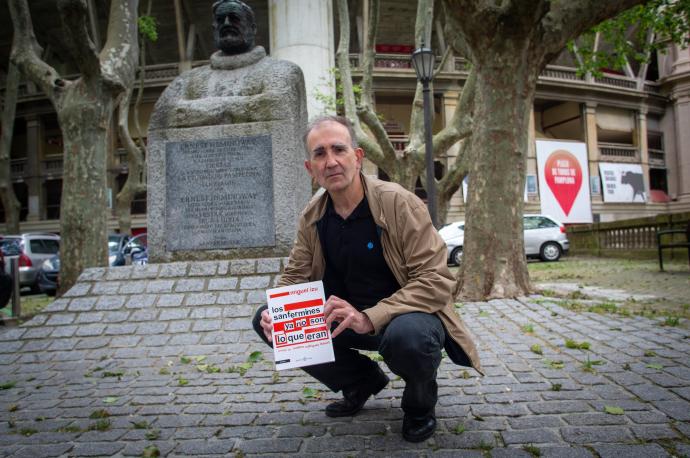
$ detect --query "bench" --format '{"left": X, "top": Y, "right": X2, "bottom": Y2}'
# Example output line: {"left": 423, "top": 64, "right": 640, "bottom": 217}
{"left": 657, "top": 222, "right": 690, "bottom": 271}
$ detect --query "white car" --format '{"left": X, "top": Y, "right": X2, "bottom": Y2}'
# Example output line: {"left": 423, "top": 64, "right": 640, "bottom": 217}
{"left": 440, "top": 214, "right": 570, "bottom": 265}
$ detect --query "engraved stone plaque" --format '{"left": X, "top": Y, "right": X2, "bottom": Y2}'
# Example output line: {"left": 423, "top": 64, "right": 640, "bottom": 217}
{"left": 165, "top": 135, "right": 274, "bottom": 251}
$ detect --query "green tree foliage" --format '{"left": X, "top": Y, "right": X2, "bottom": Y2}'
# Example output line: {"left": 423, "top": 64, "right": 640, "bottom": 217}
{"left": 570, "top": 0, "right": 690, "bottom": 76}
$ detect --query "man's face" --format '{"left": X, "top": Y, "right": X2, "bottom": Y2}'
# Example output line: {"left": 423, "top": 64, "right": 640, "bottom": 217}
{"left": 304, "top": 121, "right": 364, "bottom": 195}
{"left": 213, "top": 2, "right": 256, "bottom": 55}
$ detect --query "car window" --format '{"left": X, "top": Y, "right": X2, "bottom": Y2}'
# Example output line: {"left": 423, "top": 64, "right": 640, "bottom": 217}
{"left": 30, "top": 239, "right": 60, "bottom": 254}
{"left": 537, "top": 217, "right": 558, "bottom": 228}
{"left": 523, "top": 217, "right": 539, "bottom": 230}
{"left": 458, "top": 224, "right": 465, "bottom": 231}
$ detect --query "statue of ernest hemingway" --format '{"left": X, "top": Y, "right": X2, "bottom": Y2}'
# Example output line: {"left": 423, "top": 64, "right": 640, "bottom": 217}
{"left": 149, "top": 0, "right": 307, "bottom": 130}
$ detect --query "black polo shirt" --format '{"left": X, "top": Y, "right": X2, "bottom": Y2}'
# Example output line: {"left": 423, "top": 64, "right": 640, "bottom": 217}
{"left": 317, "top": 195, "right": 401, "bottom": 311}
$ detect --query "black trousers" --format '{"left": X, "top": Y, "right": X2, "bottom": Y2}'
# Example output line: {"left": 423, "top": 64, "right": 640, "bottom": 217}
{"left": 252, "top": 305, "right": 444, "bottom": 416}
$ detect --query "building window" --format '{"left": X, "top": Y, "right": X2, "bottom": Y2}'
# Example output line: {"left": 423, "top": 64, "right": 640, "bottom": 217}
{"left": 44, "top": 179, "right": 62, "bottom": 220}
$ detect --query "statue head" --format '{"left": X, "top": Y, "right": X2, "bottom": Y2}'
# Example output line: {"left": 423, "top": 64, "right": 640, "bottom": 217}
{"left": 212, "top": 0, "right": 256, "bottom": 55}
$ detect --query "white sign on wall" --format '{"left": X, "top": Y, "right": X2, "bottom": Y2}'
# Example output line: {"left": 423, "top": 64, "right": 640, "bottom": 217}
{"left": 536, "top": 140, "right": 592, "bottom": 223}
{"left": 598, "top": 163, "right": 647, "bottom": 203}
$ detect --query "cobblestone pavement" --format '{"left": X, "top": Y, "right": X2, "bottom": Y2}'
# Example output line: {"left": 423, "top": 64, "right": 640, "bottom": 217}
{"left": 0, "top": 260, "right": 689, "bottom": 457}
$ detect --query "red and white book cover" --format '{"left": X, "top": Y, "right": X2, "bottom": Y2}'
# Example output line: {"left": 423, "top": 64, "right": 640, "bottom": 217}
{"left": 266, "top": 280, "right": 335, "bottom": 370}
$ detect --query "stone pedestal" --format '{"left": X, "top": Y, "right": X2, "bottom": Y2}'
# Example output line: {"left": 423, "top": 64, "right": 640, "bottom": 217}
{"left": 147, "top": 121, "right": 310, "bottom": 262}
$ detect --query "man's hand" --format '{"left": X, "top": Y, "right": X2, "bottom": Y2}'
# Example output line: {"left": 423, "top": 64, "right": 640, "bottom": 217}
{"left": 324, "top": 295, "right": 374, "bottom": 338}
{"left": 260, "top": 309, "right": 273, "bottom": 343}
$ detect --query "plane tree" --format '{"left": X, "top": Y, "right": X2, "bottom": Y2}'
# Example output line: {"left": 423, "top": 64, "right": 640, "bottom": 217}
{"left": 8, "top": 0, "right": 139, "bottom": 291}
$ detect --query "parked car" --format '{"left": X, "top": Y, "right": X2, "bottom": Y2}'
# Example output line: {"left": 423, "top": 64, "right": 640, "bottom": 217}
{"left": 108, "top": 233, "right": 131, "bottom": 266}
{"left": 0, "top": 233, "right": 60, "bottom": 291}
{"left": 36, "top": 255, "right": 59, "bottom": 296}
{"left": 36, "top": 233, "right": 145, "bottom": 295}
{"left": 440, "top": 214, "right": 569, "bottom": 265}
{"left": 121, "top": 233, "right": 148, "bottom": 265}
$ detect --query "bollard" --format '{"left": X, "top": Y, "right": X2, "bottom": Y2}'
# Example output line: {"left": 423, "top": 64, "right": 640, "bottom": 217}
{"left": 10, "top": 257, "right": 21, "bottom": 318}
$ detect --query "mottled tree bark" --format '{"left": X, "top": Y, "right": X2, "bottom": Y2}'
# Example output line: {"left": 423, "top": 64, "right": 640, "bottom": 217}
{"left": 0, "top": 62, "right": 22, "bottom": 234}
{"left": 443, "top": 0, "right": 645, "bottom": 300}
{"left": 9, "top": 0, "right": 139, "bottom": 292}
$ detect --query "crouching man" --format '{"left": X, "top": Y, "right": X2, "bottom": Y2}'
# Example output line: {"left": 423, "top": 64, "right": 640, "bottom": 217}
{"left": 253, "top": 116, "right": 482, "bottom": 442}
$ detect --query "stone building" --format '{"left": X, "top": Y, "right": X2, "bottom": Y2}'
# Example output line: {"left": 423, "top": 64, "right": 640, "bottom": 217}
{"left": 0, "top": 0, "right": 688, "bottom": 234}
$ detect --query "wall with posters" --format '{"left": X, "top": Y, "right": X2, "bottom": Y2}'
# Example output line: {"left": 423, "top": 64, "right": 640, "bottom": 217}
{"left": 536, "top": 140, "right": 593, "bottom": 223}
{"left": 599, "top": 163, "right": 648, "bottom": 203}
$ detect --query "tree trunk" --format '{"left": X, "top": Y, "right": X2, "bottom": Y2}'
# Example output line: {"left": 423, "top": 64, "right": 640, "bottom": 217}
{"left": 57, "top": 80, "right": 112, "bottom": 293}
{"left": 116, "top": 87, "right": 146, "bottom": 235}
{"left": 458, "top": 62, "right": 534, "bottom": 299}
{"left": 0, "top": 62, "right": 22, "bottom": 234}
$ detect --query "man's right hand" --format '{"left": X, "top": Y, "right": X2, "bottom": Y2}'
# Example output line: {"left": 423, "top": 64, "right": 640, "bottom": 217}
{"left": 260, "top": 309, "right": 273, "bottom": 343}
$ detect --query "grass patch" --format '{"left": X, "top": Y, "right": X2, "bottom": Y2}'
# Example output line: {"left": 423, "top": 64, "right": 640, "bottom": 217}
{"left": 19, "top": 428, "right": 37, "bottom": 436}
{"left": 0, "top": 381, "right": 17, "bottom": 390}
{"left": 89, "top": 409, "right": 110, "bottom": 419}
{"left": 521, "top": 323, "right": 535, "bottom": 333}
{"left": 530, "top": 344, "right": 543, "bottom": 355}
{"left": 551, "top": 383, "right": 562, "bottom": 391}
{"left": 16, "top": 295, "right": 54, "bottom": 316}
{"left": 523, "top": 444, "right": 541, "bottom": 457}
{"left": 564, "top": 339, "right": 591, "bottom": 350}
{"left": 662, "top": 316, "right": 681, "bottom": 327}
{"left": 582, "top": 355, "right": 604, "bottom": 373}
{"left": 87, "top": 419, "right": 111, "bottom": 431}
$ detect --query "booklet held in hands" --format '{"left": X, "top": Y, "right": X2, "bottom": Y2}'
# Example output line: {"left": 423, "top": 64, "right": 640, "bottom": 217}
{"left": 266, "top": 280, "right": 335, "bottom": 370}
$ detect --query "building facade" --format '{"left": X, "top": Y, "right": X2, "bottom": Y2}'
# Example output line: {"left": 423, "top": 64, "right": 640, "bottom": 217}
{"left": 1, "top": 0, "right": 688, "bottom": 234}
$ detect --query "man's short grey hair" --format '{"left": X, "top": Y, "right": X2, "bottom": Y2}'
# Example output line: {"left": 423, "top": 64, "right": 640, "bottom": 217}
{"left": 303, "top": 115, "right": 358, "bottom": 158}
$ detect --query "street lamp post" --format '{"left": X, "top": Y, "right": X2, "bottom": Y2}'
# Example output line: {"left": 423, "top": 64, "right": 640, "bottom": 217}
{"left": 411, "top": 44, "right": 438, "bottom": 228}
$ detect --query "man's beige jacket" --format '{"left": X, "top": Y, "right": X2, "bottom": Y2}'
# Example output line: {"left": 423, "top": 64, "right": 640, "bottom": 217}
{"left": 279, "top": 174, "right": 482, "bottom": 374}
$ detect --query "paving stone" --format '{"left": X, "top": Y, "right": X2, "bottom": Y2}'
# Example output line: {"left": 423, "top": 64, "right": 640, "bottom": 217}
{"left": 189, "top": 262, "right": 219, "bottom": 276}
{"left": 159, "top": 308, "right": 190, "bottom": 321}
{"left": 71, "top": 442, "right": 124, "bottom": 456}
{"left": 539, "top": 446, "right": 594, "bottom": 458}
{"left": 62, "top": 283, "right": 91, "bottom": 297}
{"left": 174, "top": 278, "right": 206, "bottom": 292}
{"left": 173, "top": 439, "right": 236, "bottom": 455}
{"left": 75, "top": 312, "right": 104, "bottom": 324}
{"left": 560, "top": 426, "right": 633, "bottom": 444}
{"left": 192, "top": 320, "right": 222, "bottom": 332}
{"left": 217, "top": 291, "right": 246, "bottom": 304}
{"left": 67, "top": 297, "right": 97, "bottom": 312}
{"left": 118, "top": 280, "right": 147, "bottom": 294}
{"left": 45, "top": 314, "right": 76, "bottom": 326}
{"left": 631, "top": 424, "right": 678, "bottom": 440}
{"left": 239, "top": 275, "right": 271, "bottom": 289}
{"left": 146, "top": 280, "right": 175, "bottom": 293}
{"left": 158, "top": 262, "right": 189, "bottom": 277}
{"left": 501, "top": 428, "right": 561, "bottom": 444}
{"left": 185, "top": 293, "right": 218, "bottom": 306}
{"left": 257, "top": 258, "right": 281, "bottom": 273}
{"left": 528, "top": 401, "right": 590, "bottom": 414}
{"left": 12, "top": 443, "right": 73, "bottom": 457}
{"left": 561, "top": 413, "right": 627, "bottom": 426}
{"left": 208, "top": 277, "right": 238, "bottom": 290}
{"left": 157, "top": 294, "right": 185, "bottom": 307}
{"left": 651, "top": 400, "right": 690, "bottom": 420}
{"left": 95, "top": 296, "right": 126, "bottom": 310}
{"left": 121, "top": 441, "right": 176, "bottom": 457}
{"left": 626, "top": 383, "right": 678, "bottom": 401}
{"left": 75, "top": 324, "right": 106, "bottom": 337}
{"left": 304, "top": 436, "right": 367, "bottom": 452}
{"left": 435, "top": 431, "right": 498, "bottom": 449}
{"left": 490, "top": 449, "right": 532, "bottom": 458}
{"left": 592, "top": 443, "right": 670, "bottom": 458}
{"left": 229, "top": 259, "right": 256, "bottom": 275}
{"left": 125, "top": 294, "right": 157, "bottom": 309}
{"left": 130, "top": 264, "right": 160, "bottom": 279}
{"left": 91, "top": 281, "right": 122, "bottom": 295}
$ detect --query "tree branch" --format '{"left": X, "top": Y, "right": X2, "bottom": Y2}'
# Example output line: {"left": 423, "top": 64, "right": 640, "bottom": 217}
{"left": 360, "top": 0, "right": 379, "bottom": 108}
{"left": 58, "top": 0, "right": 101, "bottom": 77}
{"left": 100, "top": 0, "right": 140, "bottom": 91}
{"left": 432, "top": 68, "right": 475, "bottom": 156}
{"left": 8, "top": 0, "right": 66, "bottom": 100}
{"left": 357, "top": 105, "right": 397, "bottom": 164}
{"left": 335, "top": 0, "right": 359, "bottom": 125}
{"left": 540, "top": 0, "right": 647, "bottom": 56}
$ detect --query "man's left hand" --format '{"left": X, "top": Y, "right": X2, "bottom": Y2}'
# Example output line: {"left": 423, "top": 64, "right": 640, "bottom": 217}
{"left": 324, "top": 295, "right": 374, "bottom": 338}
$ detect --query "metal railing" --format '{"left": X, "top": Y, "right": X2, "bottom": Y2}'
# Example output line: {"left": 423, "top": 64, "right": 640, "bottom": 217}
{"left": 567, "top": 212, "right": 690, "bottom": 258}
{"left": 649, "top": 148, "right": 665, "bottom": 165}
{"left": 598, "top": 142, "right": 638, "bottom": 159}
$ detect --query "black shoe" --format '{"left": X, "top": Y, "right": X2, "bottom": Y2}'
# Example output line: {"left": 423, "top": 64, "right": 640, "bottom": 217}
{"left": 402, "top": 413, "right": 437, "bottom": 442}
{"left": 325, "top": 367, "right": 389, "bottom": 418}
